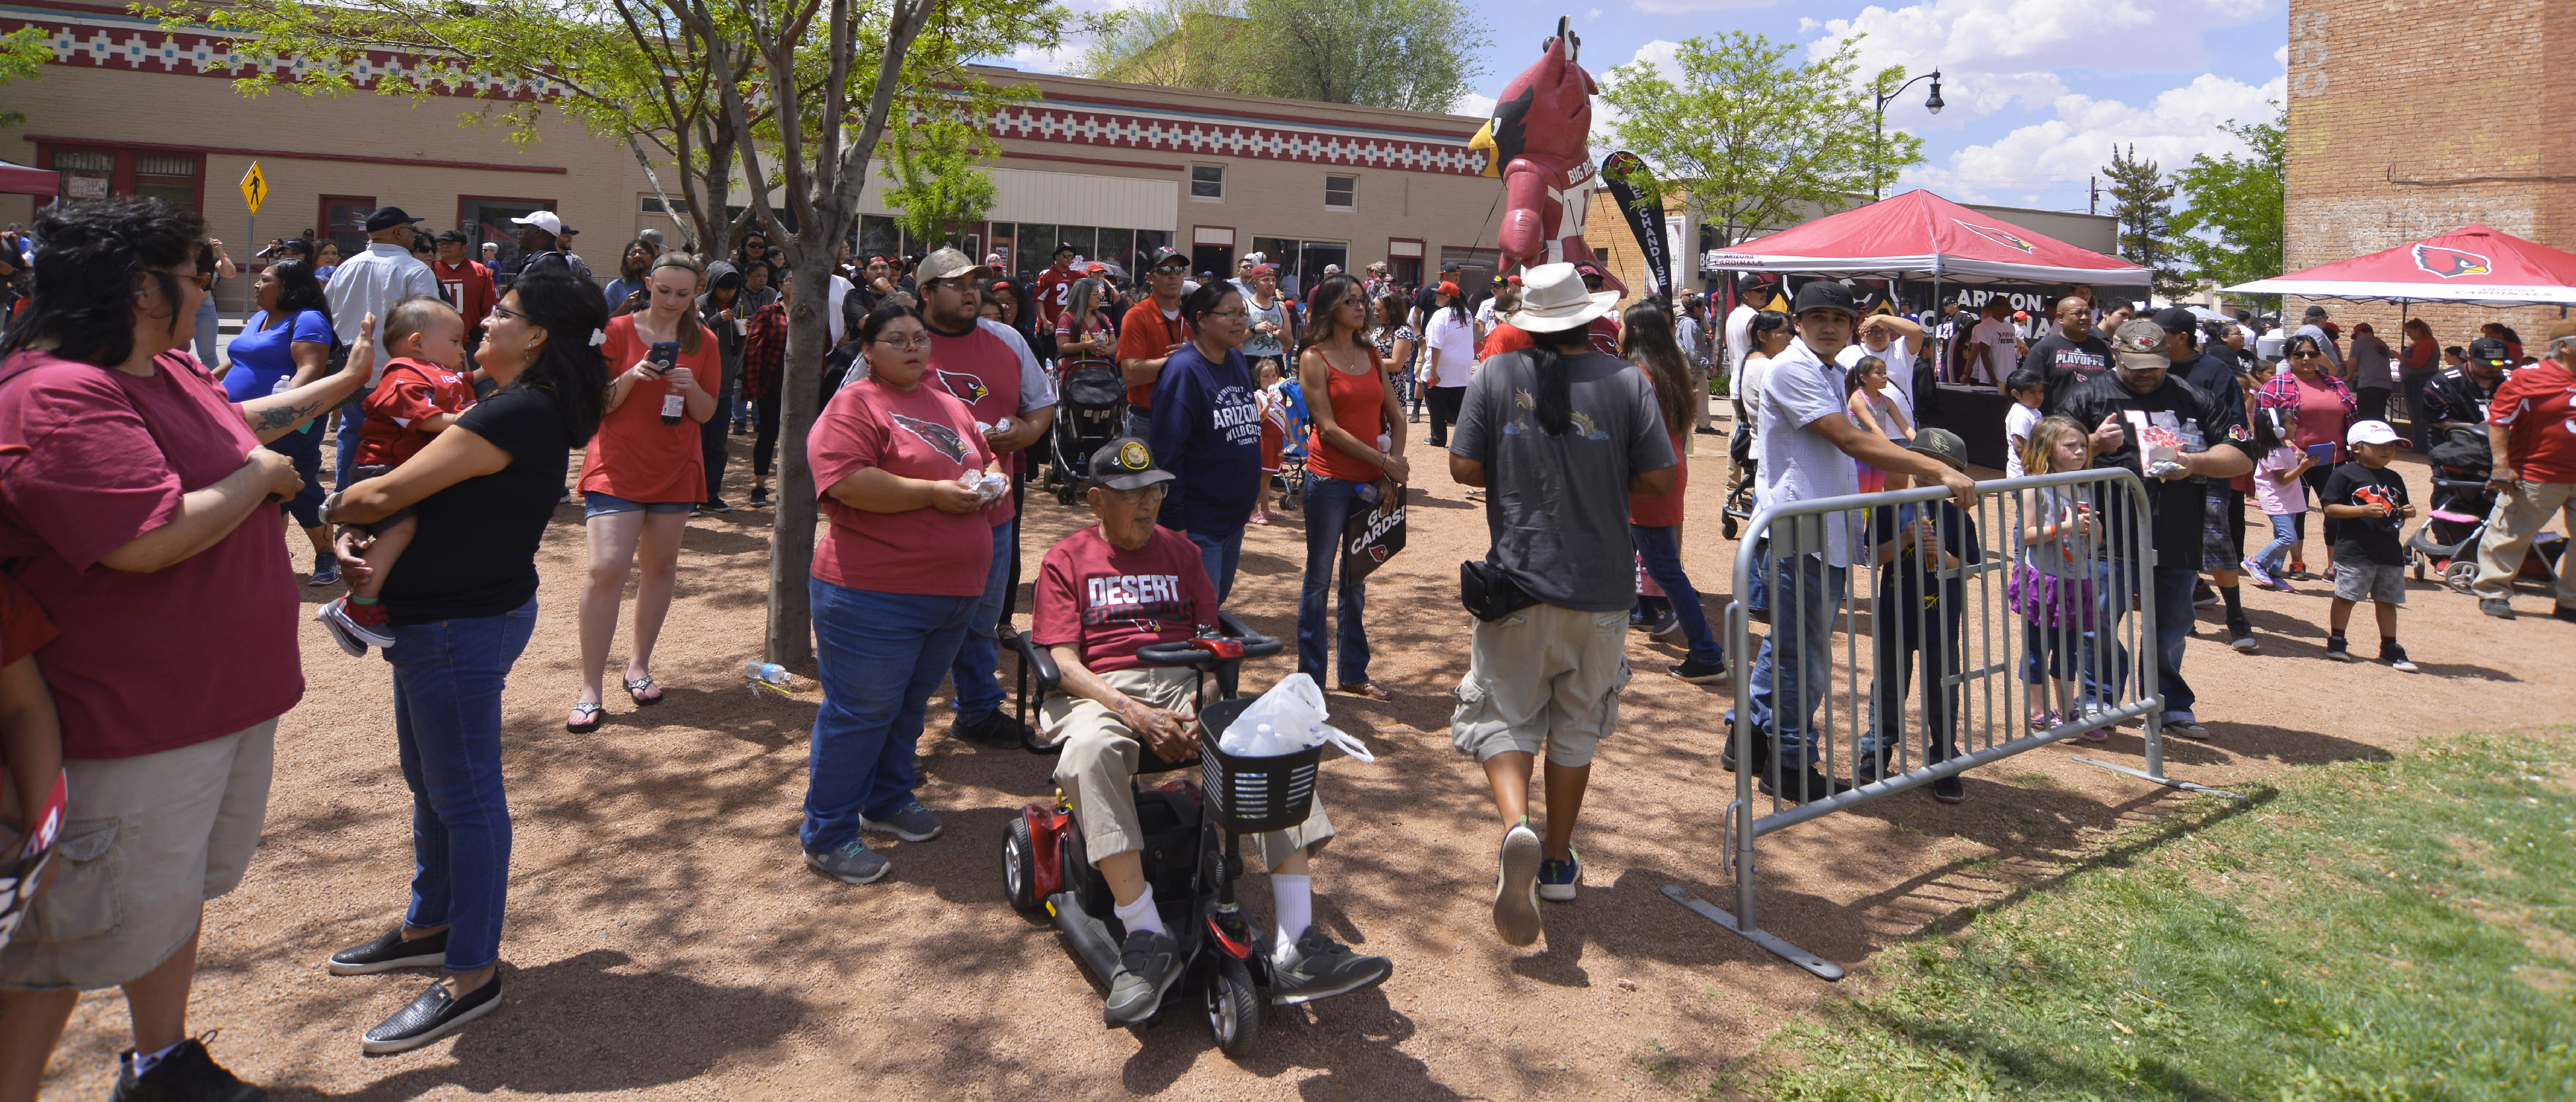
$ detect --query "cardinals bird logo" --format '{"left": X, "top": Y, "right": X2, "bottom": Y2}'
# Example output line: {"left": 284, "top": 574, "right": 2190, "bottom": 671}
{"left": 1956, "top": 221, "right": 2038, "bottom": 254}
{"left": 2412, "top": 244, "right": 2492, "bottom": 279}
{"left": 890, "top": 413, "right": 972, "bottom": 465}
{"left": 933, "top": 368, "right": 989, "bottom": 405}
{"left": 2351, "top": 484, "right": 2402, "bottom": 525}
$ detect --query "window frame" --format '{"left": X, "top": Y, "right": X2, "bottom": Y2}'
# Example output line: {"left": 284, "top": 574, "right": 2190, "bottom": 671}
{"left": 1190, "top": 164, "right": 1226, "bottom": 202}
{"left": 1324, "top": 174, "right": 1357, "bottom": 212}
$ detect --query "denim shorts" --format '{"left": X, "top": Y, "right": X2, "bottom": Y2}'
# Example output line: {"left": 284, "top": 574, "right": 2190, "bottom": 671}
{"left": 583, "top": 491, "right": 695, "bottom": 519}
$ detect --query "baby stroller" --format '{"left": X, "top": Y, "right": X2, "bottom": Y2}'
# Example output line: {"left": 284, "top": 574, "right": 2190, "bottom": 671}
{"left": 1272, "top": 378, "right": 1312, "bottom": 512}
{"left": 1047, "top": 359, "right": 1127, "bottom": 506}
{"left": 1720, "top": 392, "right": 1758, "bottom": 540}
{"left": 2407, "top": 426, "right": 2569, "bottom": 591}
{"left": 1000, "top": 613, "right": 1347, "bottom": 1056}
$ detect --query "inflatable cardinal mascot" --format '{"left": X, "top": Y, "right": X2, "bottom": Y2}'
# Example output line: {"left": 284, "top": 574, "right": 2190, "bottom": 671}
{"left": 1469, "top": 17, "right": 1622, "bottom": 293}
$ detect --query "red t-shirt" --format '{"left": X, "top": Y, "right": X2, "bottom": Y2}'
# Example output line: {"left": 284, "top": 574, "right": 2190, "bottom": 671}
{"left": 1032, "top": 265, "right": 1079, "bottom": 320}
{"left": 1031, "top": 525, "right": 1219, "bottom": 672}
{"left": 926, "top": 320, "right": 1028, "bottom": 491}
{"left": 357, "top": 357, "right": 476, "bottom": 467}
{"left": 1305, "top": 351, "right": 1390, "bottom": 483}
{"left": 2489, "top": 360, "right": 2576, "bottom": 483}
{"left": 1483, "top": 322, "right": 1533, "bottom": 359}
{"left": 581, "top": 314, "right": 713, "bottom": 504}
{"left": 1115, "top": 300, "right": 1190, "bottom": 409}
{"left": 1629, "top": 429, "right": 1689, "bottom": 527}
{"left": 807, "top": 374, "right": 1001, "bottom": 595}
{"left": 0, "top": 572, "right": 57, "bottom": 667}
{"left": 0, "top": 349, "right": 303, "bottom": 759}
{"left": 430, "top": 259, "right": 497, "bottom": 335}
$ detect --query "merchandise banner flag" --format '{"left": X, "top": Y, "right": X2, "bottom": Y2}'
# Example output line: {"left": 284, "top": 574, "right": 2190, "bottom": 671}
{"left": 1600, "top": 151, "right": 1671, "bottom": 300}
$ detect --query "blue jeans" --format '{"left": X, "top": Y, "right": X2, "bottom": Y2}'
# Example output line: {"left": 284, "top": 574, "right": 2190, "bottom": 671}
{"left": 1631, "top": 523, "right": 1723, "bottom": 666}
{"left": 384, "top": 598, "right": 538, "bottom": 973}
{"left": 1744, "top": 552, "right": 1847, "bottom": 769}
{"left": 2151, "top": 567, "right": 2198, "bottom": 722}
{"left": 1863, "top": 612, "right": 1960, "bottom": 765}
{"left": 947, "top": 521, "right": 1014, "bottom": 722}
{"left": 1297, "top": 476, "right": 1372, "bottom": 684}
{"left": 2077, "top": 557, "right": 2137, "bottom": 711}
{"left": 1189, "top": 526, "right": 1245, "bottom": 606}
{"left": 2254, "top": 513, "right": 2299, "bottom": 574}
{"left": 803, "top": 578, "right": 976, "bottom": 853}
{"left": 192, "top": 293, "right": 219, "bottom": 367}
{"left": 332, "top": 384, "right": 375, "bottom": 492}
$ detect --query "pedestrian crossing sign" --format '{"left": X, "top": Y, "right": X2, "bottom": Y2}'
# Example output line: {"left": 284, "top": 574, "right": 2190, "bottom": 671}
{"left": 239, "top": 162, "right": 267, "bottom": 215}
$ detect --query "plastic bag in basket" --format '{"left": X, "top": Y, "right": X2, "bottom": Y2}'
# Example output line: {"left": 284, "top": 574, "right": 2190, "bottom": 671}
{"left": 1218, "top": 673, "right": 1375, "bottom": 763}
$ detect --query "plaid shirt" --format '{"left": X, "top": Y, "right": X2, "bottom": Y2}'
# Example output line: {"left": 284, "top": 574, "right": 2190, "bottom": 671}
{"left": 2256, "top": 368, "right": 2356, "bottom": 460}
{"left": 740, "top": 300, "right": 787, "bottom": 401}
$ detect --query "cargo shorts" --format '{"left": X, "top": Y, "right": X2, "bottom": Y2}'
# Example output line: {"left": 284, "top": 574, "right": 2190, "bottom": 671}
{"left": 1450, "top": 603, "right": 1633, "bottom": 768}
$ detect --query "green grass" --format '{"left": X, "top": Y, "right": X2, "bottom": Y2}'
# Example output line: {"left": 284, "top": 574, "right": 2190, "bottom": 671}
{"left": 1748, "top": 730, "right": 2576, "bottom": 1101}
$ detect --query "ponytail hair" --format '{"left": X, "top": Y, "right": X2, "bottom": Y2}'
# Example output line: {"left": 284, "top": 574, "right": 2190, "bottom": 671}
{"left": 1526, "top": 324, "right": 1591, "bottom": 436}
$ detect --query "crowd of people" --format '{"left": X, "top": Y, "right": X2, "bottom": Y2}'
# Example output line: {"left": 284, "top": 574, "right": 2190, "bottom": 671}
{"left": 0, "top": 192, "right": 2567, "bottom": 1096}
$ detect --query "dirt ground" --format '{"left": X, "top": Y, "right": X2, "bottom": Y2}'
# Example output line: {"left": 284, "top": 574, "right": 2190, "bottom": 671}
{"left": 32, "top": 407, "right": 2576, "bottom": 1100}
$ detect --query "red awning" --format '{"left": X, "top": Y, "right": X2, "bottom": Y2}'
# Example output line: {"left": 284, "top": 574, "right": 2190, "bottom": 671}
{"left": 0, "top": 160, "right": 55, "bottom": 197}
{"left": 2225, "top": 224, "right": 2576, "bottom": 306}
{"left": 1705, "top": 188, "right": 2150, "bottom": 287}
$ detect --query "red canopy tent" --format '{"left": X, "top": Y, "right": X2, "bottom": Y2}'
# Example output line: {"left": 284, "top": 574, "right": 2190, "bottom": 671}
{"left": 2225, "top": 223, "right": 2576, "bottom": 306}
{"left": 1707, "top": 188, "right": 2151, "bottom": 287}
{"left": 0, "top": 160, "right": 55, "bottom": 197}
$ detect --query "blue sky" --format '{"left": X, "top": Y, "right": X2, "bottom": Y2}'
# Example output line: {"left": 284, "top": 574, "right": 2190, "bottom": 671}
{"left": 1002, "top": 0, "right": 2290, "bottom": 215}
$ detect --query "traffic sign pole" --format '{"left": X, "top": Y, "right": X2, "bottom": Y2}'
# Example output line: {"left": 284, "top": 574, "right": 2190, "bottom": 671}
{"left": 238, "top": 163, "right": 266, "bottom": 313}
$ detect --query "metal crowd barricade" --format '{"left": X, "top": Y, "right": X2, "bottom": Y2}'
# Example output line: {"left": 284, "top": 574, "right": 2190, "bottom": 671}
{"left": 1662, "top": 467, "right": 2229, "bottom": 980}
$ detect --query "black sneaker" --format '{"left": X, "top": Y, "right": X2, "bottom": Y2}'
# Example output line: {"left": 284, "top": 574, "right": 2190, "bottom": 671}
{"left": 361, "top": 977, "right": 503, "bottom": 1054}
{"left": 2381, "top": 642, "right": 2419, "bottom": 673}
{"left": 2227, "top": 621, "right": 2258, "bottom": 652}
{"left": 703, "top": 497, "right": 732, "bottom": 514}
{"left": 2326, "top": 635, "right": 2353, "bottom": 662}
{"left": 109, "top": 1035, "right": 264, "bottom": 1102}
{"left": 2480, "top": 598, "right": 2515, "bottom": 620}
{"left": 328, "top": 926, "right": 447, "bottom": 975}
{"left": 1268, "top": 926, "right": 1393, "bottom": 1005}
{"left": 1930, "top": 776, "right": 1966, "bottom": 804}
{"left": 2193, "top": 582, "right": 2219, "bottom": 607}
{"left": 1758, "top": 768, "right": 1851, "bottom": 802}
{"left": 1104, "top": 927, "right": 1179, "bottom": 1025}
{"left": 949, "top": 709, "right": 1028, "bottom": 749}
{"left": 1639, "top": 607, "right": 1680, "bottom": 638}
{"left": 748, "top": 487, "right": 772, "bottom": 508}
{"left": 1669, "top": 658, "right": 1727, "bottom": 683}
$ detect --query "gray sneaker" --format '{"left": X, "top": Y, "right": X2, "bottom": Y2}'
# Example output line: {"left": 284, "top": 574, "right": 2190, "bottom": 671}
{"left": 1492, "top": 819, "right": 1542, "bottom": 947}
{"left": 859, "top": 800, "right": 942, "bottom": 842}
{"left": 1268, "top": 926, "right": 1392, "bottom": 1006}
{"left": 805, "top": 840, "right": 890, "bottom": 884}
{"left": 1104, "top": 927, "right": 1179, "bottom": 1025}
{"left": 2163, "top": 718, "right": 2211, "bottom": 740}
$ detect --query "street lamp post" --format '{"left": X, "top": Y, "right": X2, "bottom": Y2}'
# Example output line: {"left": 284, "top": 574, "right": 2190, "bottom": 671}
{"left": 1873, "top": 69, "right": 1944, "bottom": 201}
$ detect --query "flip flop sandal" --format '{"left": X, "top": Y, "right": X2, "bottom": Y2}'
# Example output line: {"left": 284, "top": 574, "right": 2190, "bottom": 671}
{"left": 567, "top": 702, "right": 604, "bottom": 733}
{"left": 624, "top": 676, "right": 665, "bottom": 706}
{"left": 1335, "top": 679, "right": 1394, "bottom": 702}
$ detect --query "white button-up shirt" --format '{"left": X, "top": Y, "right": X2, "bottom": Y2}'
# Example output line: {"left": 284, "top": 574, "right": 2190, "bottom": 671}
{"left": 323, "top": 242, "right": 439, "bottom": 382}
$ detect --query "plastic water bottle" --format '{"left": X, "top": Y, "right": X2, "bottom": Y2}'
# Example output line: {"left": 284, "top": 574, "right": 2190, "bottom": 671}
{"left": 744, "top": 662, "right": 793, "bottom": 695}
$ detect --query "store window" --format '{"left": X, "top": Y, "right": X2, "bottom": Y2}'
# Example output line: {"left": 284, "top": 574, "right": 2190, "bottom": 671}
{"left": 1014, "top": 223, "right": 1058, "bottom": 278}
{"left": 319, "top": 196, "right": 375, "bottom": 259}
{"left": 1190, "top": 165, "right": 1225, "bottom": 201}
{"left": 1324, "top": 175, "right": 1355, "bottom": 211}
{"left": 134, "top": 156, "right": 200, "bottom": 212}
{"left": 1134, "top": 229, "right": 1172, "bottom": 272}
{"left": 857, "top": 215, "right": 901, "bottom": 261}
{"left": 458, "top": 197, "right": 555, "bottom": 274}
{"left": 40, "top": 147, "right": 202, "bottom": 210}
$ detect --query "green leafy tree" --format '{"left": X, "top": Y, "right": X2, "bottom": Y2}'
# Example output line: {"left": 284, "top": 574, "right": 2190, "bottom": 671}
{"left": 2172, "top": 106, "right": 2285, "bottom": 299}
{"left": 1598, "top": 33, "right": 1925, "bottom": 248}
{"left": 0, "top": 26, "right": 52, "bottom": 129}
{"left": 1075, "top": 0, "right": 1484, "bottom": 111}
{"left": 878, "top": 87, "right": 1011, "bottom": 248}
{"left": 2100, "top": 143, "right": 2191, "bottom": 300}
{"left": 1073, "top": 0, "right": 1246, "bottom": 92}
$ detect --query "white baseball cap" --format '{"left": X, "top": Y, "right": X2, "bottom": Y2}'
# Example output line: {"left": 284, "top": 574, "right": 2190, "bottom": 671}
{"left": 2347, "top": 420, "right": 2407, "bottom": 448}
{"left": 509, "top": 210, "right": 563, "bottom": 236}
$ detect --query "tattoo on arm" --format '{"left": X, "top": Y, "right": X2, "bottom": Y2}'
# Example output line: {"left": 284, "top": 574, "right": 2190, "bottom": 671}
{"left": 249, "top": 396, "right": 330, "bottom": 434}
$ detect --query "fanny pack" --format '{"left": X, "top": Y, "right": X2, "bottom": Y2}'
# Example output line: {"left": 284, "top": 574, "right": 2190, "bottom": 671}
{"left": 1459, "top": 559, "right": 1538, "bottom": 622}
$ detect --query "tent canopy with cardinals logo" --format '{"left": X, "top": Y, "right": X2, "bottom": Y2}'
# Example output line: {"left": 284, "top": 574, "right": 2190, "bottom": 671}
{"left": 1703, "top": 189, "right": 2152, "bottom": 287}
{"left": 2226, "top": 224, "right": 2576, "bottom": 306}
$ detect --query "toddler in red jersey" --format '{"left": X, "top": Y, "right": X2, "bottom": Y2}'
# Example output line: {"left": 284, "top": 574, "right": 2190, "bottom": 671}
{"left": 319, "top": 296, "right": 474, "bottom": 653}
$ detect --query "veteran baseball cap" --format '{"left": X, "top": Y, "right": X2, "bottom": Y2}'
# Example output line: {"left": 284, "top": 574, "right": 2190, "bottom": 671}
{"left": 1087, "top": 436, "right": 1174, "bottom": 491}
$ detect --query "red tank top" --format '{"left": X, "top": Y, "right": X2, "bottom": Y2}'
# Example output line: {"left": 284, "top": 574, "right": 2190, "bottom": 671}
{"left": 1305, "top": 347, "right": 1389, "bottom": 483}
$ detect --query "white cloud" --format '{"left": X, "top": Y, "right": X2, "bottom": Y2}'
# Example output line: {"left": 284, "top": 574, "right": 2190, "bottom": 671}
{"left": 1452, "top": 92, "right": 1497, "bottom": 118}
{"left": 1592, "top": 40, "right": 1686, "bottom": 131}
{"left": 1808, "top": 0, "right": 2273, "bottom": 128}
{"left": 1628, "top": 0, "right": 1784, "bottom": 15}
{"left": 1898, "top": 71, "right": 2285, "bottom": 207}
{"left": 1798, "top": 17, "right": 1819, "bottom": 32}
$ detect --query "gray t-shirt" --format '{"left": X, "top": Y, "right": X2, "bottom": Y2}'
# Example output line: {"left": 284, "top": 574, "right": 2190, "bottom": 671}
{"left": 1450, "top": 348, "right": 1676, "bottom": 611}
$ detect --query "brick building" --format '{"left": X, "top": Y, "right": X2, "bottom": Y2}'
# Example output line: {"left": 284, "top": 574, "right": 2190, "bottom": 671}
{"left": 2282, "top": 0, "right": 2576, "bottom": 349}
{"left": 0, "top": 0, "right": 1497, "bottom": 306}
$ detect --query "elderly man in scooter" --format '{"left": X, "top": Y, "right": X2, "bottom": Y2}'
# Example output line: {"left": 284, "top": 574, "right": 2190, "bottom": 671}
{"left": 1031, "top": 436, "right": 1394, "bottom": 1025}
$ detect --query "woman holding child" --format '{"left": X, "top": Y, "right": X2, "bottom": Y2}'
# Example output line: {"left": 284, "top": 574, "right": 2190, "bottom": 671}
{"left": 323, "top": 270, "right": 607, "bottom": 1052}
{"left": 571, "top": 253, "right": 719, "bottom": 732}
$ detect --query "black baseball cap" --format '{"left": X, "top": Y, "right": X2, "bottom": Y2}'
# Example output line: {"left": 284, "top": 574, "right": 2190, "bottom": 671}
{"left": 2467, "top": 336, "right": 2512, "bottom": 365}
{"left": 1439, "top": 261, "right": 1462, "bottom": 272}
{"left": 434, "top": 228, "right": 470, "bottom": 244}
{"left": 1052, "top": 241, "right": 1077, "bottom": 256}
{"left": 1087, "top": 436, "right": 1174, "bottom": 491}
{"left": 1791, "top": 280, "right": 1859, "bottom": 319}
{"left": 363, "top": 207, "right": 424, "bottom": 231}
{"left": 1143, "top": 247, "right": 1188, "bottom": 273}
{"left": 2151, "top": 306, "right": 2200, "bottom": 334}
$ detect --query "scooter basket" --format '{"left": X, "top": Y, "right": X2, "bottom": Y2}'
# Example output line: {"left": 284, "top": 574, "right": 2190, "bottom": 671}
{"left": 1199, "top": 741, "right": 1322, "bottom": 834}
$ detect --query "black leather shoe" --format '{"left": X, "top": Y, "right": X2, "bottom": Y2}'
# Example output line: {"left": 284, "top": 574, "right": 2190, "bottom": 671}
{"left": 328, "top": 927, "right": 447, "bottom": 975}
{"left": 109, "top": 1035, "right": 264, "bottom": 1102}
{"left": 1758, "top": 768, "right": 1853, "bottom": 803}
{"left": 363, "top": 977, "right": 502, "bottom": 1054}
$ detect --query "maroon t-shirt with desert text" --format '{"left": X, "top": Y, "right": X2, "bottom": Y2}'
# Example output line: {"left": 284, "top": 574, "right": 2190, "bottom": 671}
{"left": 1032, "top": 525, "right": 1219, "bottom": 672}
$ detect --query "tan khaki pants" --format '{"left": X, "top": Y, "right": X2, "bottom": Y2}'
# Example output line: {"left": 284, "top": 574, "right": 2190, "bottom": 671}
{"left": 2474, "top": 479, "right": 2576, "bottom": 607}
{"left": 1038, "top": 666, "right": 1332, "bottom": 869}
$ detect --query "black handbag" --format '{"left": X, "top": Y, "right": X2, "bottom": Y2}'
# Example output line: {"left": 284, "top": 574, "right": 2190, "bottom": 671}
{"left": 1460, "top": 559, "right": 1538, "bottom": 622}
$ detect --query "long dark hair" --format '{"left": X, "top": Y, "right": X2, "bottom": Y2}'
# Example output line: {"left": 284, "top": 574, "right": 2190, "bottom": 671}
{"left": 1619, "top": 301, "right": 1693, "bottom": 432}
{"left": 857, "top": 300, "right": 926, "bottom": 347}
{"left": 1746, "top": 309, "right": 1790, "bottom": 355}
{"left": 501, "top": 271, "right": 608, "bottom": 445}
{"left": 1525, "top": 324, "right": 1591, "bottom": 436}
{"left": 1299, "top": 273, "right": 1366, "bottom": 357}
{"left": 620, "top": 238, "right": 655, "bottom": 281}
{"left": 1182, "top": 279, "right": 1239, "bottom": 330}
{"left": 266, "top": 257, "right": 332, "bottom": 327}
{"left": 1, "top": 196, "right": 204, "bottom": 366}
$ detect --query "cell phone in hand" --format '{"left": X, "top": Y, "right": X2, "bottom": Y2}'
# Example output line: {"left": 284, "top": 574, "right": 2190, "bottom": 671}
{"left": 647, "top": 342, "right": 680, "bottom": 374}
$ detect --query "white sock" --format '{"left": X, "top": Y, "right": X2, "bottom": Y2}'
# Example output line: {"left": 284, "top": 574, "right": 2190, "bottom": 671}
{"left": 1271, "top": 873, "right": 1312, "bottom": 955}
{"left": 1112, "top": 886, "right": 1166, "bottom": 937}
{"left": 131, "top": 1041, "right": 184, "bottom": 1076}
